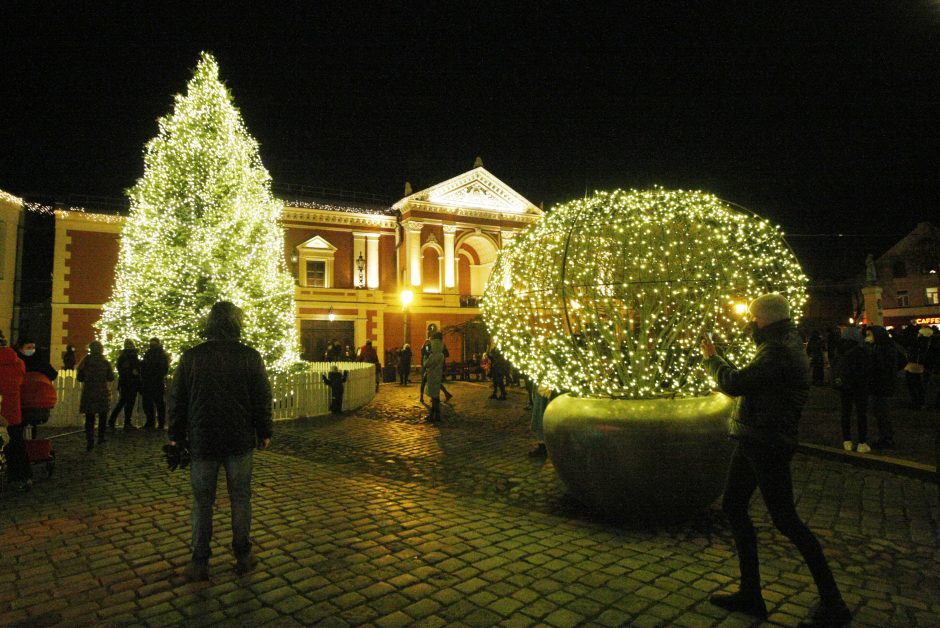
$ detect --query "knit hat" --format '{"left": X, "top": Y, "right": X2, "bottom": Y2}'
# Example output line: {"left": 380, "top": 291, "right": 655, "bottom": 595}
{"left": 748, "top": 293, "right": 790, "bottom": 324}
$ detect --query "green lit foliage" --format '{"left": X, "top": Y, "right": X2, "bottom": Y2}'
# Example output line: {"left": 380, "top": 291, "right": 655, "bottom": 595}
{"left": 97, "top": 52, "right": 299, "bottom": 369}
{"left": 482, "top": 188, "right": 807, "bottom": 399}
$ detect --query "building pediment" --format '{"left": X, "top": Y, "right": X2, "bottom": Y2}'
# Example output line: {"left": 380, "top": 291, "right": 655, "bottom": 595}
{"left": 392, "top": 166, "right": 541, "bottom": 217}
{"left": 298, "top": 235, "right": 338, "bottom": 251}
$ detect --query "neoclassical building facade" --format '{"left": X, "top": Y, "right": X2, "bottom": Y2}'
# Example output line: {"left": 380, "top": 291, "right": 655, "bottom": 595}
{"left": 49, "top": 164, "right": 541, "bottom": 364}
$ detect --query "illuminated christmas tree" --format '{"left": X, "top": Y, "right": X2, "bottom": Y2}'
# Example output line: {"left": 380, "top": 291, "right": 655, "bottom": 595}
{"left": 97, "top": 52, "right": 299, "bottom": 369}
{"left": 482, "top": 188, "right": 807, "bottom": 399}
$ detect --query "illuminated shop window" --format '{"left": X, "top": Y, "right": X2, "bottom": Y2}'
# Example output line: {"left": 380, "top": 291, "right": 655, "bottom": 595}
{"left": 926, "top": 287, "right": 939, "bottom": 305}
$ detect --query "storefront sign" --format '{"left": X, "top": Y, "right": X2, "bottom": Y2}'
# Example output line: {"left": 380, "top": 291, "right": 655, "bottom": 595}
{"left": 913, "top": 317, "right": 940, "bottom": 325}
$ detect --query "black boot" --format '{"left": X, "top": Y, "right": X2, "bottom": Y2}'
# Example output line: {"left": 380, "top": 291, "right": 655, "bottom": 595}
{"left": 709, "top": 590, "right": 768, "bottom": 620}
{"left": 798, "top": 597, "right": 852, "bottom": 627}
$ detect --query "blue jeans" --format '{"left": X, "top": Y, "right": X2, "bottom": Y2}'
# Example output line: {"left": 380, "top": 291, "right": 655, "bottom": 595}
{"left": 190, "top": 450, "right": 253, "bottom": 562}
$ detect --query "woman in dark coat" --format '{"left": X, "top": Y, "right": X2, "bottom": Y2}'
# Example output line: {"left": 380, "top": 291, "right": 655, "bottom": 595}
{"left": 77, "top": 340, "right": 114, "bottom": 450}
{"left": 398, "top": 344, "right": 412, "bottom": 385}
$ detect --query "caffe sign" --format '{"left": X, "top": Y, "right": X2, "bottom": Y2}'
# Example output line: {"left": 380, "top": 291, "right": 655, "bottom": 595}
{"left": 913, "top": 317, "right": 940, "bottom": 325}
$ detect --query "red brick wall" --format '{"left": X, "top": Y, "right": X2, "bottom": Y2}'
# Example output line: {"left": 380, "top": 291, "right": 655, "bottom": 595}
{"left": 66, "top": 230, "right": 120, "bottom": 304}
{"left": 62, "top": 308, "right": 103, "bottom": 362}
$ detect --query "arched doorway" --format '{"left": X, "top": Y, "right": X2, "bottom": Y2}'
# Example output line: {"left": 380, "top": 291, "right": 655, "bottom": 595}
{"left": 456, "top": 232, "right": 499, "bottom": 296}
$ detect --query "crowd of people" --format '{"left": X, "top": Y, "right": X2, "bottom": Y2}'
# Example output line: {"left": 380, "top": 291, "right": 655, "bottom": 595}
{"left": 813, "top": 322, "right": 938, "bottom": 452}
{"left": 0, "top": 333, "right": 172, "bottom": 493}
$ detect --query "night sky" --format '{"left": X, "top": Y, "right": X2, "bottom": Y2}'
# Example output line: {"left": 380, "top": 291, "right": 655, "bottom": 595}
{"left": 2, "top": 1, "right": 938, "bottom": 278}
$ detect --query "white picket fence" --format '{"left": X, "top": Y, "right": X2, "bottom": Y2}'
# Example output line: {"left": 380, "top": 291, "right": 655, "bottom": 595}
{"left": 48, "top": 362, "right": 376, "bottom": 428}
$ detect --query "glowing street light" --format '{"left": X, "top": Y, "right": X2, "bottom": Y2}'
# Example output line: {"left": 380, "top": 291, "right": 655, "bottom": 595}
{"left": 401, "top": 290, "right": 414, "bottom": 347}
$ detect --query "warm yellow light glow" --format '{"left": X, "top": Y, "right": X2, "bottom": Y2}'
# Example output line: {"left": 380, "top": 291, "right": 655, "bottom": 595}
{"left": 734, "top": 302, "right": 749, "bottom": 316}
{"left": 401, "top": 290, "right": 414, "bottom": 307}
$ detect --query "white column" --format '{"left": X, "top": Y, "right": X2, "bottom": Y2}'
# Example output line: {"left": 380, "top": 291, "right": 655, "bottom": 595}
{"left": 366, "top": 233, "right": 380, "bottom": 289}
{"left": 404, "top": 220, "right": 423, "bottom": 287}
{"left": 352, "top": 233, "right": 367, "bottom": 288}
{"left": 443, "top": 225, "right": 457, "bottom": 289}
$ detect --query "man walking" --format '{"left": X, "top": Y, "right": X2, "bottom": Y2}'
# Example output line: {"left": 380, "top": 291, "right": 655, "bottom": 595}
{"left": 169, "top": 301, "right": 273, "bottom": 581}
{"left": 701, "top": 293, "right": 851, "bottom": 627}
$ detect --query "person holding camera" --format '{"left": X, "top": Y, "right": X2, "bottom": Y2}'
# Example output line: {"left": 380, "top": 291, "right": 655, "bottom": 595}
{"left": 169, "top": 301, "right": 272, "bottom": 582}
{"left": 701, "top": 293, "right": 851, "bottom": 627}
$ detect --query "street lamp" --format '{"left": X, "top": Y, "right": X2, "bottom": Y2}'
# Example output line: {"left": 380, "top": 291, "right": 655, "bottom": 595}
{"left": 401, "top": 290, "right": 413, "bottom": 346}
{"left": 356, "top": 253, "right": 366, "bottom": 288}
{"left": 328, "top": 305, "right": 335, "bottom": 322}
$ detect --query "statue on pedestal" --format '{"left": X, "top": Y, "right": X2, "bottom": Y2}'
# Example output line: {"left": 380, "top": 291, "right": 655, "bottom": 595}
{"left": 865, "top": 254, "right": 877, "bottom": 285}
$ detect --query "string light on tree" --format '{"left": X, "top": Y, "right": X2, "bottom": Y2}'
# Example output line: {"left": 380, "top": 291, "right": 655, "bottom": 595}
{"left": 481, "top": 188, "right": 807, "bottom": 399}
{"left": 96, "top": 52, "right": 300, "bottom": 370}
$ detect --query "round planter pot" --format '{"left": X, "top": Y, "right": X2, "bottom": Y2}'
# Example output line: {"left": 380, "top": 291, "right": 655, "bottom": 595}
{"left": 543, "top": 393, "right": 736, "bottom": 519}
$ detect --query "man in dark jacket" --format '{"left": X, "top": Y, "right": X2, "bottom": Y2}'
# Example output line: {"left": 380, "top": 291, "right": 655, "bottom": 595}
{"left": 108, "top": 339, "right": 141, "bottom": 430}
{"left": 169, "top": 301, "right": 273, "bottom": 582}
{"left": 702, "top": 293, "right": 851, "bottom": 627}
{"left": 141, "top": 337, "right": 170, "bottom": 430}
{"left": 866, "top": 325, "right": 905, "bottom": 449}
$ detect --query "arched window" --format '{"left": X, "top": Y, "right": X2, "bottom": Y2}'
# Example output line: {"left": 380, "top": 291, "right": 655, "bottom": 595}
{"left": 422, "top": 245, "right": 442, "bottom": 293}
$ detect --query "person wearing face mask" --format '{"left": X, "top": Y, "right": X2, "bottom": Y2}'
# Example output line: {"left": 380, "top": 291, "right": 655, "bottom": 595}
{"left": 14, "top": 338, "right": 58, "bottom": 439}
{"left": 701, "top": 293, "right": 851, "bottom": 627}
{"left": 865, "top": 325, "right": 906, "bottom": 449}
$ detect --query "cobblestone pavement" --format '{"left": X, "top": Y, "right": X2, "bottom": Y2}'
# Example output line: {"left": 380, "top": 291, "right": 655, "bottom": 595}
{"left": 2, "top": 381, "right": 939, "bottom": 627}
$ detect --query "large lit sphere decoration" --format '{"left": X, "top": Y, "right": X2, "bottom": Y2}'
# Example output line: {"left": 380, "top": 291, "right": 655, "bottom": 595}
{"left": 482, "top": 188, "right": 807, "bottom": 399}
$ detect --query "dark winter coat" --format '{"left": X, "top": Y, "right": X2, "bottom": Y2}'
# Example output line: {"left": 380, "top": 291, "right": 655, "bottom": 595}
{"left": 488, "top": 348, "right": 509, "bottom": 378}
{"left": 115, "top": 349, "right": 142, "bottom": 391}
{"left": 398, "top": 347, "right": 412, "bottom": 371}
{"left": 705, "top": 319, "right": 809, "bottom": 451}
{"left": 868, "top": 326, "right": 905, "bottom": 397}
{"left": 169, "top": 339, "right": 273, "bottom": 459}
{"left": 141, "top": 347, "right": 170, "bottom": 390}
{"left": 62, "top": 348, "right": 77, "bottom": 370}
{"left": 15, "top": 349, "right": 58, "bottom": 382}
{"left": 806, "top": 332, "right": 825, "bottom": 364}
{"left": 831, "top": 341, "right": 871, "bottom": 391}
{"left": 907, "top": 332, "right": 937, "bottom": 370}
{"left": 77, "top": 353, "right": 115, "bottom": 414}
